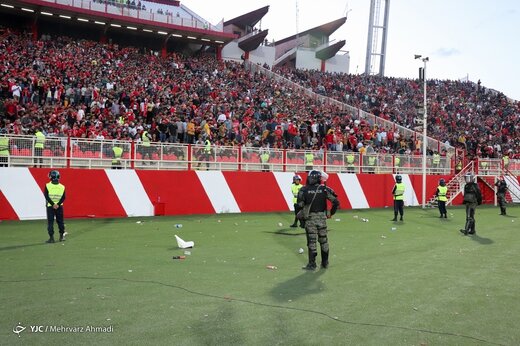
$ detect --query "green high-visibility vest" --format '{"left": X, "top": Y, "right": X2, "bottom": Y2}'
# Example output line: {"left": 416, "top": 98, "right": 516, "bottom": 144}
{"left": 142, "top": 131, "right": 150, "bottom": 147}
{"left": 305, "top": 153, "right": 313, "bottom": 165}
{"left": 437, "top": 185, "right": 448, "bottom": 202}
{"left": 433, "top": 154, "right": 440, "bottom": 164}
{"left": 503, "top": 155, "right": 509, "bottom": 166}
{"left": 291, "top": 183, "right": 302, "bottom": 204}
{"left": 393, "top": 182, "right": 405, "bottom": 200}
{"left": 46, "top": 182, "right": 65, "bottom": 207}
{"left": 395, "top": 157, "right": 400, "bottom": 166}
{"left": 112, "top": 146, "right": 123, "bottom": 164}
{"left": 260, "top": 152, "right": 269, "bottom": 163}
{"left": 35, "top": 131, "right": 45, "bottom": 149}
{"left": 0, "top": 137, "right": 9, "bottom": 157}
{"left": 346, "top": 154, "right": 354, "bottom": 165}
{"left": 204, "top": 140, "right": 211, "bottom": 154}
{"left": 368, "top": 156, "right": 376, "bottom": 166}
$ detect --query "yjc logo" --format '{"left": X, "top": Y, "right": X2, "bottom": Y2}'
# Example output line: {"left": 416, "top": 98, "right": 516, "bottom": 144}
{"left": 12, "top": 323, "right": 26, "bottom": 337}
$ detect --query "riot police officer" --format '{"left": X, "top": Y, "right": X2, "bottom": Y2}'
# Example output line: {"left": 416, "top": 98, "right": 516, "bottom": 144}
{"left": 495, "top": 178, "right": 508, "bottom": 216}
{"left": 460, "top": 173, "right": 482, "bottom": 236}
{"left": 44, "top": 170, "right": 66, "bottom": 243}
{"left": 297, "top": 170, "right": 340, "bottom": 270}
{"left": 391, "top": 175, "right": 405, "bottom": 221}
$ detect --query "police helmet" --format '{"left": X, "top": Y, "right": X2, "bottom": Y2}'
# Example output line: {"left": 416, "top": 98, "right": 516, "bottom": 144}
{"left": 0, "top": 128, "right": 7, "bottom": 134}
{"left": 293, "top": 174, "right": 302, "bottom": 183}
{"left": 439, "top": 178, "right": 446, "bottom": 186}
{"left": 306, "top": 170, "right": 321, "bottom": 186}
{"left": 49, "top": 170, "right": 60, "bottom": 182}
{"left": 464, "top": 173, "right": 473, "bottom": 183}
{"left": 395, "top": 175, "right": 402, "bottom": 183}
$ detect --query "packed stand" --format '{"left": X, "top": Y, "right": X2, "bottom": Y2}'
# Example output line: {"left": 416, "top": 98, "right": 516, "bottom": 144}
{"left": 0, "top": 28, "right": 422, "bottom": 158}
{"left": 0, "top": 27, "right": 517, "bottom": 163}
{"left": 274, "top": 66, "right": 519, "bottom": 160}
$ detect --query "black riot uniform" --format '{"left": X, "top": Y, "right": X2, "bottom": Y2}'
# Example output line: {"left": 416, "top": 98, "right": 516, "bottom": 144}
{"left": 495, "top": 179, "right": 508, "bottom": 215}
{"left": 297, "top": 170, "right": 340, "bottom": 270}
{"left": 460, "top": 173, "right": 482, "bottom": 236}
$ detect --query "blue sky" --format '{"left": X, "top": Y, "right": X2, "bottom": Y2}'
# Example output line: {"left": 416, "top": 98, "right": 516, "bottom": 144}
{"left": 184, "top": 0, "right": 520, "bottom": 100}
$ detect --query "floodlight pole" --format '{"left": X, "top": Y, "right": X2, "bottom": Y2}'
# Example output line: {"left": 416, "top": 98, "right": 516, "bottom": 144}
{"left": 415, "top": 55, "right": 429, "bottom": 208}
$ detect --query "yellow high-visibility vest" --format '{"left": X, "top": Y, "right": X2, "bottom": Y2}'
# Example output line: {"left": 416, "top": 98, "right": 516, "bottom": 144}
{"left": 291, "top": 183, "right": 303, "bottom": 204}
{"left": 437, "top": 185, "right": 448, "bottom": 202}
{"left": 35, "top": 131, "right": 45, "bottom": 149}
{"left": 46, "top": 182, "right": 65, "bottom": 207}
{"left": 204, "top": 139, "right": 211, "bottom": 154}
{"left": 142, "top": 131, "right": 151, "bottom": 147}
{"left": 0, "top": 137, "right": 9, "bottom": 157}
{"left": 346, "top": 154, "right": 354, "bottom": 165}
{"left": 305, "top": 153, "right": 313, "bottom": 165}
{"left": 112, "top": 146, "right": 123, "bottom": 164}
{"left": 393, "top": 182, "right": 405, "bottom": 200}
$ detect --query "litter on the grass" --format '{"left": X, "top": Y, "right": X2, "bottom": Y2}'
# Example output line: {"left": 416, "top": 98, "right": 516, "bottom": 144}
{"left": 175, "top": 235, "right": 194, "bottom": 249}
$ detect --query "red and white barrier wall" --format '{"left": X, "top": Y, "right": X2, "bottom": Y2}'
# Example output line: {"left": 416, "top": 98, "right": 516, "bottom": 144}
{"left": 0, "top": 168, "right": 463, "bottom": 221}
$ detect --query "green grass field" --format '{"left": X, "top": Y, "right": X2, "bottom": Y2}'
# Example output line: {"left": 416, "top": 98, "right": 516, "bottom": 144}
{"left": 1, "top": 205, "right": 519, "bottom": 346}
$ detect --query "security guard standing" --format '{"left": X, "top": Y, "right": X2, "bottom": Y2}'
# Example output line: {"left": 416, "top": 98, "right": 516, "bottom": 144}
{"left": 260, "top": 146, "right": 270, "bottom": 172}
{"left": 391, "top": 175, "right": 405, "bottom": 221}
{"left": 460, "top": 173, "right": 482, "bottom": 236}
{"left": 495, "top": 178, "right": 508, "bottom": 216}
{"left": 480, "top": 159, "right": 488, "bottom": 174}
{"left": 202, "top": 136, "right": 212, "bottom": 170}
{"left": 367, "top": 154, "right": 377, "bottom": 174}
{"left": 345, "top": 151, "right": 355, "bottom": 173}
{"left": 290, "top": 174, "right": 303, "bottom": 228}
{"left": 141, "top": 127, "right": 152, "bottom": 164}
{"left": 297, "top": 170, "right": 339, "bottom": 270}
{"left": 34, "top": 127, "right": 45, "bottom": 168}
{"left": 435, "top": 178, "right": 448, "bottom": 218}
{"left": 432, "top": 151, "right": 441, "bottom": 172}
{"left": 304, "top": 151, "right": 314, "bottom": 171}
{"left": 394, "top": 156, "right": 401, "bottom": 173}
{"left": 112, "top": 142, "right": 123, "bottom": 169}
{"left": 0, "top": 128, "right": 9, "bottom": 167}
{"left": 502, "top": 153, "right": 510, "bottom": 171}
{"left": 44, "top": 170, "right": 66, "bottom": 243}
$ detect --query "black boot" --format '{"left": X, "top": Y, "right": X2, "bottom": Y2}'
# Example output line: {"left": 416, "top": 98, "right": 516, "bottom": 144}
{"left": 59, "top": 233, "right": 65, "bottom": 242}
{"left": 302, "top": 250, "right": 317, "bottom": 270}
{"left": 391, "top": 212, "right": 397, "bottom": 222}
{"left": 46, "top": 236, "right": 55, "bottom": 243}
{"left": 321, "top": 251, "right": 329, "bottom": 269}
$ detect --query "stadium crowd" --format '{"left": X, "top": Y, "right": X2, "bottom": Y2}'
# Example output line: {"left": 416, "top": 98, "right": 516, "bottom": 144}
{"left": 274, "top": 67, "right": 519, "bottom": 159}
{"left": 0, "top": 27, "right": 518, "bottom": 161}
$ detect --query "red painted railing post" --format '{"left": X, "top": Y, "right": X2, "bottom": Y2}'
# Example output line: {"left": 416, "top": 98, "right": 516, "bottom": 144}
{"left": 66, "top": 136, "right": 71, "bottom": 168}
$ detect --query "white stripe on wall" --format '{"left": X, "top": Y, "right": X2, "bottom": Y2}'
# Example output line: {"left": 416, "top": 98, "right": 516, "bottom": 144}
{"left": 0, "top": 167, "right": 46, "bottom": 220}
{"left": 395, "top": 174, "right": 419, "bottom": 206}
{"left": 105, "top": 169, "right": 154, "bottom": 217}
{"left": 273, "top": 172, "right": 298, "bottom": 210}
{"left": 196, "top": 171, "right": 241, "bottom": 213}
{"left": 337, "top": 174, "right": 369, "bottom": 209}
{"left": 504, "top": 176, "right": 520, "bottom": 203}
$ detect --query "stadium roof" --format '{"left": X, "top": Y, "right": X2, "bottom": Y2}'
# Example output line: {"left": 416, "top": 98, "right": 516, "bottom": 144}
{"left": 274, "top": 17, "right": 347, "bottom": 45}
{"left": 238, "top": 29, "right": 269, "bottom": 52}
{"left": 3, "top": 0, "right": 236, "bottom": 44}
{"left": 223, "top": 6, "right": 269, "bottom": 29}
{"left": 315, "top": 40, "right": 346, "bottom": 60}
